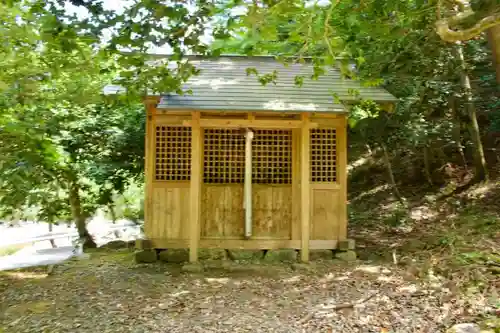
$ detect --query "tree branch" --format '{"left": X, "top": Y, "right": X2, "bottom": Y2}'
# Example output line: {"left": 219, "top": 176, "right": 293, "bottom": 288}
{"left": 443, "top": 0, "right": 469, "bottom": 11}
{"left": 323, "top": 4, "right": 335, "bottom": 57}
{"left": 436, "top": 11, "right": 500, "bottom": 42}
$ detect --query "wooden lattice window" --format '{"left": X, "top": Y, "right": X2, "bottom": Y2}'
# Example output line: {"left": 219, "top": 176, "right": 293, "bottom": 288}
{"left": 155, "top": 126, "right": 191, "bottom": 181}
{"left": 204, "top": 129, "right": 245, "bottom": 183}
{"left": 203, "top": 129, "right": 292, "bottom": 184}
{"left": 310, "top": 128, "right": 337, "bottom": 182}
{"left": 253, "top": 130, "right": 292, "bottom": 184}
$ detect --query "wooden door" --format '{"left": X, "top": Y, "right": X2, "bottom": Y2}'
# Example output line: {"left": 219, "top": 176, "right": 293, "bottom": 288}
{"left": 201, "top": 129, "right": 244, "bottom": 238}
{"left": 201, "top": 128, "right": 293, "bottom": 240}
{"left": 251, "top": 129, "right": 293, "bottom": 239}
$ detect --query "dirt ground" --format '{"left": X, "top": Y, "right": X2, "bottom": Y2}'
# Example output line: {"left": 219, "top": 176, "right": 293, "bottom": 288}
{"left": 0, "top": 246, "right": 498, "bottom": 333}
{"left": 1, "top": 170, "right": 499, "bottom": 333}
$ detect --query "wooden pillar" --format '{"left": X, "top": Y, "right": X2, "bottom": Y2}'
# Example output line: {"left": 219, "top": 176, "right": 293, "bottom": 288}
{"left": 300, "top": 113, "right": 310, "bottom": 262}
{"left": 189, "top": 111, "right": 202, "bottom": 262}
{"left": 143, "top": 97, "right": 159, "bottom": 241}
{"left": 291, "top": 129, "right": 300, "bottom": 241}
{"left": 337, "top": 115, "right": 348, "bottom": 240}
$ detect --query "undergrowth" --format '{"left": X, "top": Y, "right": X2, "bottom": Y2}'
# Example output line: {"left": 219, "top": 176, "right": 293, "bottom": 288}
{"left": 348, "top": 171, "right": 500, "bottom": 331}
{"left": 349, "top": 166, "right": 500, "bottom": 301}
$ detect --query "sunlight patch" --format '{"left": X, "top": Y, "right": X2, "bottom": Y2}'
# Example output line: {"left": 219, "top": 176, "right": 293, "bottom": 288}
{"left": 4, "top": 271, "right": 48, "bottom": 280}
{"left": 376, "top": 275, "right": 399, "bottom": 283}
{"left": 397, "top": 284, "right": 419, "bottom": 294}
{"left": 171, "top": 290, "right": 190, "bottom": 297}
{"left": 283, "top": 276, "right": 301, "bottom": 283}
{"left": 410, "top": 205, "right": 437, "bottom": 221}
{"left": 467, "top": 183, "right": 497, "bottom": 199}
{"left": 190, "top": 78, "right": 240, "bottom": 89}
{"left": 319, "top": 272, "right": 341, "bottom": 282}
{"left": 354, "top": 265, "right": 390, "bottom": 275}
{"left": 205, "top": 277, "right": 230, "bottom": 284}
{"left": 335, "top": 275, "right": 350, "bottom": 281}
{"left": 347, "top": 156, "right": 370, "bottom": 172}
{"left": 319, "top": 271, "right": 352, "bottom": 282}
{"left": 353, "top": 185, "right": 389, "bottom": 201}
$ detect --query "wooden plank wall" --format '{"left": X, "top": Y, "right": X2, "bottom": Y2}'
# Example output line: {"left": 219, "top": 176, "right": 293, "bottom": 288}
{"left": 309, "top": 114, "right": 346, "bottom": 242}
{"left": 150, "top": 185, "right": 190, "bottom": 240}
{"left": 144, "top": 110, "right": 347, "bottom": 249}
{"left": 311, "top": 187, "right": 341, "bottom": 240}
{"left": 252, "top": 185, "right": 292, "bottom": 239}
{"left": 200, "top": 185, "right": 292, "bottom": 239}
{"left": 201, "top": 185, "right": 244, "bottom": 238}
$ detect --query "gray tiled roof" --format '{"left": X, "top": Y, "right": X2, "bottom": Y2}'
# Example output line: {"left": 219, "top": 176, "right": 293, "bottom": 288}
{"left": 157, "top": 56, "right": 397, "bottom": 113}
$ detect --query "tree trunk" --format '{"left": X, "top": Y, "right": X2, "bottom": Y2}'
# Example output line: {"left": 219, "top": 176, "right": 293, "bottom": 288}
{"left": 423, "top": 144, "right": 434, "bottom": 186}
{"left": 449, "top": 96, "right": 468, "bottom": 169}
{"left": 48, "top": 221, "right": 56, "bottom": 248}
{"left": 69, "top": 183, "right": 97, "bottom": 249}
{"left": 456, "top": 44, "right": 489, "bottom": 181}
{"left": 108, "top": 204, "right": 121, "bottom": 239}
{"left": 381, "top": 143, "right": 403, "bottom": 202}
{"left": 487, "top": 25, "right": 500, "bottom": 84}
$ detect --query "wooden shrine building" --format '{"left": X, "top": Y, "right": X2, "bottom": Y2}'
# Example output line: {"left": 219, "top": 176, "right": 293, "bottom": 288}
{"left": 140, "top": 56, "right": 397, "bottom": 262}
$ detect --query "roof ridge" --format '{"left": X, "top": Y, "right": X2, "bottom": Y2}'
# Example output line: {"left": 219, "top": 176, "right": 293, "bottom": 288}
{"left": 120, "top": 52, "right": 350, "bottom": 62}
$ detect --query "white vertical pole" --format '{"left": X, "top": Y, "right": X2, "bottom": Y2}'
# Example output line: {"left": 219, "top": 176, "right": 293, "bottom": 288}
{"left": 244, "top": 128, "right": 254, "bottom": 239}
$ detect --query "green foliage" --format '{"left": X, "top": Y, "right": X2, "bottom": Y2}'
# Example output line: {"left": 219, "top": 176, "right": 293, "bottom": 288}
{"left": 0, "top": 2, "right": 145, "bottom": 232}
{"left": 348, "top": 100, "right": 383, "bottom": 128}
{"left": 452, "top": 205, "right": 499, "bottom": 234}
{"left": 0, "top": 0, "right": 497, "bottom": 232}
{"left": 489, "top": 111, "right": 500, "bottom": 132}
{"left": 384, "top": 203, "right": 411, "bottom": 227}
{"left": 246, "top": 67, "right": 279, "bottom": 85}
{"left": 103, "top": 181, "right": 145, "bottom": 224}
{"left": 211, "top": 0, "right": 498, "bottom": 182}
{"left": 33, "top": 0, "right": 222, "bottom": 96}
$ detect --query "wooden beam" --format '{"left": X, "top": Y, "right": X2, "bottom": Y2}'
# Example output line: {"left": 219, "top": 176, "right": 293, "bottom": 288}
{"left": 153, "top": 115, "right": 192, "bottom": 125}
{"left": 183, "top": 119, "right": 319, "bottom": 129}
{"left": 310, "top": 113, "right": 341, "bottom": 118}
{"left": 152, "top": 181, "right": 190, "bottom": 188}
{"left": 143, "top": 100, "right": 157, "bottom": 239}
{"left": 336, "top": 115, "right": 348, "bottom": 241}
{"left": 189, "top": 111, "right": 202, "bottom": 263}
{"left": 309, "top": 118, "right": 345, "bottom": 128}
{"left": 146, "top": 238, "right": 341, "bottom": 250}
{"left": 300, "top": 113, "right": 311, "bottom": 262}
{"left": 310, "top": 183, "right": 341, "bottom": 190}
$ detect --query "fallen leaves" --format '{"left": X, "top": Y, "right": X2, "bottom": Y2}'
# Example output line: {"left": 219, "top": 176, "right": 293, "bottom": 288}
{"left": 0, "top": 251, "right": 497, "bottom": 333}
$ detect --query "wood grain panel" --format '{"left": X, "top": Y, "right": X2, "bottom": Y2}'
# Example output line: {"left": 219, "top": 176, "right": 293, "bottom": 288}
{"left": 253, "top": 185, "right": 292, "bottom": 239}
{"left": 201, "top": 185, "right": 292, "bottom": 239}
{"left": 202, "top": 185, "right": 244, "bottom": 238}
{"left": 149, "top": 187, "right": 190, "bottom": 240}
{"left": 311, "top": 189, "right": 340, "bottom": 240}
{"left": 226, "top": 186, "right": 245, "bottom": 237}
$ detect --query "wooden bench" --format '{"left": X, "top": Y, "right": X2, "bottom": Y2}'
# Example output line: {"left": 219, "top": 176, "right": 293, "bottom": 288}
{"left": 0, "top": 232, "right": 81, "bottom": 274}
{"left": 0, "top": 223, "right": 136, "bottom": 273}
